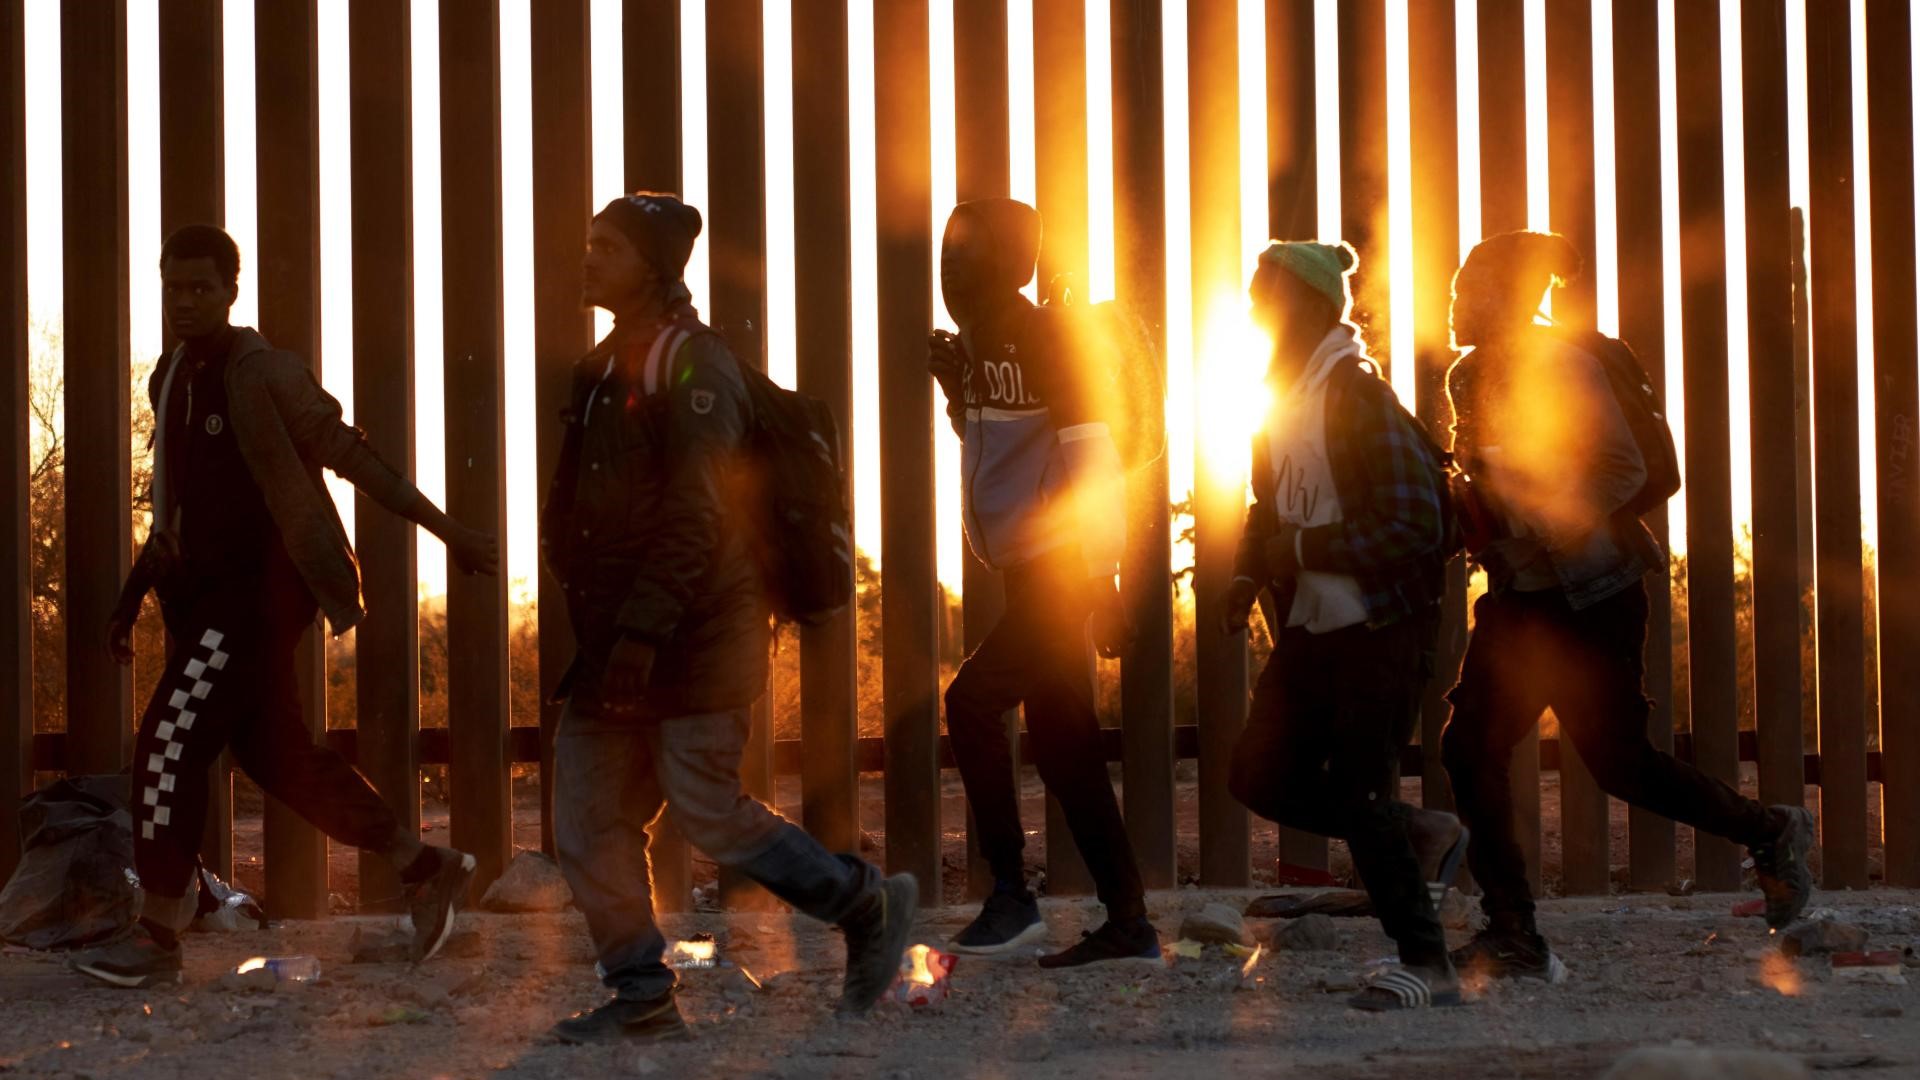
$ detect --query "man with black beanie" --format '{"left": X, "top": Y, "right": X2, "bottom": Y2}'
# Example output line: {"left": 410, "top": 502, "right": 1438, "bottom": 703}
{"left": 71, "top": 224, "right": 498, "bottom": 989}
{"left": 543, "top": 193, "right": 916, "bottom": 1043}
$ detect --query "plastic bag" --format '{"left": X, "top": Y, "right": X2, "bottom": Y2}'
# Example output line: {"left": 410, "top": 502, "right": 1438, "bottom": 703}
{"left": 192, "top": 865, "right": 267, "bottom": 932}
{"left": 0, "top": 775, "right": 139, "bottom": 950}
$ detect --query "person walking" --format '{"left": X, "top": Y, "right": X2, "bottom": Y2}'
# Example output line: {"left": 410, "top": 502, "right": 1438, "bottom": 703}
{"left": 543, "top": 193, "right": 916, "bottom": 1043}
{"left": 929, "top": 198, "right": 1159, "bottom": 967}
{"left": 1221, "top": 241, "right": 1468, "bottom": 1010}
{"left": 74, "top": 225, "right": 496, "bottom": 989}
{"left": 1440, "top": 230, "right": 1814, "bottom": 980}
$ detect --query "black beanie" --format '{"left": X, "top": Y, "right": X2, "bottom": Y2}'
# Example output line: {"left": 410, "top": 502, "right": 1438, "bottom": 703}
{"left": 595, "top": 192, "right": 703, "bottom": 280}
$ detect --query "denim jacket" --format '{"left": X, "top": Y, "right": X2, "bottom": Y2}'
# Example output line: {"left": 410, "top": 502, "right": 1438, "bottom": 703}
{"left": 1447, "top": 327, "right": 1665, "bottom": 610}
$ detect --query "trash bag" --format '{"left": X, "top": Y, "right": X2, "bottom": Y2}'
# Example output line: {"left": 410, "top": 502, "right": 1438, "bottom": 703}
{"left": 192, "top": 865, "right": 267, "bottom": 932}
{"left": 0, "top": 775, "right": 139, "bottom": 950}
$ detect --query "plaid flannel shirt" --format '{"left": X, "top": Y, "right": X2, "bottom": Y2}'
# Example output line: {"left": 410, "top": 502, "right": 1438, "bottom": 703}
{"left": 1235, "top": 357, "right": 1450, "bottom": 629}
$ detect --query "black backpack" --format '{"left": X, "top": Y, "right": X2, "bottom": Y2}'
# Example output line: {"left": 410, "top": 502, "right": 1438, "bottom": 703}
{"left": 1551, "top": 327, "right": 1682, "bottom": 518}
{"left": 731, "top": 359, "right": 855, "bottom": 626}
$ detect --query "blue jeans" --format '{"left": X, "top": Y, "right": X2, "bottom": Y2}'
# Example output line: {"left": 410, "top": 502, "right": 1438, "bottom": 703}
{"left": 553, "top": 704, "right": 878, "bottom": 1001}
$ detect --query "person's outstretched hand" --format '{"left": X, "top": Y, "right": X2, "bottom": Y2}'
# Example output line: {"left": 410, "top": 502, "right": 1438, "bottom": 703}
{"left": 1218, "top": 576, "right": 1262, "bottom": 637}
{"left": 106, "top": 610, "right": 137, "bottom": 666}
{"left": 449, "top": 526, "right": 500, "bottom": 577}
{"left": 1089, "top": 582, "right": 1136, "bottom": 660}
{"left": 928, "top": 330, "right": 966, "bottom": 405}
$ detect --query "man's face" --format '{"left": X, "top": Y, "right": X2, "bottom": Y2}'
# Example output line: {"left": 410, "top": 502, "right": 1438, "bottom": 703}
{"left": 582, "top": 219, "right": 655, "bottom": 311}
{"left": 939, "top": 214, "right": 991, "bottom": 327}
{"left": 161, "top": 256, "right": 236, "bottom": 341}
{"left": 1250, "top": 266, "right": 1333, "bottom": 357}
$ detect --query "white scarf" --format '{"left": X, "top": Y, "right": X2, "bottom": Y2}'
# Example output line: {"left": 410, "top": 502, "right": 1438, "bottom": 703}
{"left": 1264, "top": 326, "right": 1370, "bottom": 634}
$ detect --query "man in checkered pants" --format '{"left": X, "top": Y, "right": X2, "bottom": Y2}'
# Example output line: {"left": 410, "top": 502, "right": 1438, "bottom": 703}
{"left": 71, "top": 225, "right": 499, "bottom": 988}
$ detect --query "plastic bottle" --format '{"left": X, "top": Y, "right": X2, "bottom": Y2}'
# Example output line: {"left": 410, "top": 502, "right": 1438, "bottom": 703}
{"left": 236, "top": 956, "right": 322, "bottom": 982}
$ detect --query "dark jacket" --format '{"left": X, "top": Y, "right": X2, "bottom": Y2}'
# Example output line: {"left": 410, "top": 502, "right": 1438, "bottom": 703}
{"left": 542, "top": 312, "right": 768, "bottom": 718}
{"left": 1446, "top": 326, "right": 1662, "bottom": 609}
{"left": 136, "top": 327, "right": 420, "bottom": 635}
{"left": 1234, "top": 349, "right": 1450, "bottom": 629}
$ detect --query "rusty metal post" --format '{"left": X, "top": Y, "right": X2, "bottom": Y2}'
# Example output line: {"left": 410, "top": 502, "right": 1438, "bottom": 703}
{"left": 1805, "top": 0, "right": 1868, "bottom": 889}
{"left": 793, "top": 0, "right": 860, "bottom": 860}
{"left": 349, "top": 0, "right": 422, "bottom": 913}
{"left": 439, "top": 0, "right": 513, "bottom": 898}
{"left": 60, "top": 0, "right": 133, "bottom": 778}
{"left": 255, "top": 0, "right": 329, "bottom": 920}
{"left": 1115, "top": 0, "right": 1175, "bottom": 891}
{"left": 875, "top": 0, "right": 943, "bottom": 902}
{"left": 1866, "top": 0, "right": 1920, "bottom": 886}
{"left": 1614, "top": 0, "right": 1676, "bottom": 891}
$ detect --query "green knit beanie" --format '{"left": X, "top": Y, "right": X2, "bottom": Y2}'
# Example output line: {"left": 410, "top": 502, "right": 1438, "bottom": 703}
{"left": 1257, "top": 241, "right": 1358, "bottom": 310}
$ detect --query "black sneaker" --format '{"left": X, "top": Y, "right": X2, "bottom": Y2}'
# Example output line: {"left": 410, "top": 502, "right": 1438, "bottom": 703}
{"left": 1750, "top": 805, "right": 1815, "bottom": 930}
{"left": 1448, "top": 927, "right": 1566, "bottom": 982}
{"left": 551, "top": 993, "right": 690, "bottom": 1044}
{"left": 70, "top": 927, "right": 183, "bottom": 989}
{"left": 405, "top": 846, "right": 477, "bottom": 964}
{"left": 837, "top": 872, "right": 919, "bottom": 1015}
{"left": 1036, "top": 917, "right": 1161, "bottom": 969}
{"left": 949, "top": 889, "right": 1046, "bottom": 955}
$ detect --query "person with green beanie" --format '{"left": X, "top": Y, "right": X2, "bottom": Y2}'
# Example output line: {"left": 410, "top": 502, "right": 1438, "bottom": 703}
{"left": 1221, "top": 240, "right": 1468, "bottom": 1010}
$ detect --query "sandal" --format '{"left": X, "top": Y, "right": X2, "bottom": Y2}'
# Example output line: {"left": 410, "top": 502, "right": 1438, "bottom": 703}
{"left": 1349, "top": 966, "right": 1463, "bottom": 1012}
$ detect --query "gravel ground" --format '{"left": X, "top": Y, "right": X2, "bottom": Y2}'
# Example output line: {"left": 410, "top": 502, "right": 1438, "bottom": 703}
{"left": 3, "top": 889, "right": 1918, "bottom": 1079}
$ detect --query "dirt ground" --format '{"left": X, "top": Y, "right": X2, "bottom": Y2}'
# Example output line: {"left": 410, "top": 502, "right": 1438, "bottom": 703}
{"left": 4, "top": 888, "right": 1918, "bottom": 1079}
{"left": 11, "top": 763, "right": 1909, "bottom": 1078}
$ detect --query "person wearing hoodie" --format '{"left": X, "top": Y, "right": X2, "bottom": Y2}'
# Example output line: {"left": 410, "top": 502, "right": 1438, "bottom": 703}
{"left": 1220, "top": 242, "right": 1465, "bottom": 1011}
{"left": 543, "top": 193, "right": 915, "bottom": 1043}
{"left": 929, "top": 198, "right": 1157, "bottom": 967}
{"left": 1439, "top": 230, "right": 1815, "bottom": 980}
{"left": 72, "top": 225, "right": 497, "bottom": 990}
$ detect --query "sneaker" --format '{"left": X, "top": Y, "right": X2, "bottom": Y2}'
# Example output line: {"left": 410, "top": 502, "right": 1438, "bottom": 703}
{"left": 837, "top": 872, "right": 919, "bottom": 1015}
{"left": 1449, "top": 927, "right": 1565, "bottom": 982}
{"left": 1036, "top": 917, "right": 1161, "bottom": 969}
{"left": 551, "top": 993, "right": 690, "bottom": 1044}
{"left": 1750, "top": 806, "right": 1815, "bottom": 930}
{"left": 70, "top": 927, "right": 183, "bottom": 989}
{"left": 949, "top": 888, "right": 1046, "bottom": 955}
{"left": 405, "top": 846, "right": 477, "bottom": 964}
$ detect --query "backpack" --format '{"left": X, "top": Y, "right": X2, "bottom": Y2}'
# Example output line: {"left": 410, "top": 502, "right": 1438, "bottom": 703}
{"left": 1551, "top": 326, "right": 1682, "bottom": 518}
{"left": 1328, "top": 356, "right": 1463, "bottom": 561}
{"left": 1039, "top": 275, "right": 1167, "bottom": 472}
{"left": 730, "top": 358, "right": 855, "bottom": 626}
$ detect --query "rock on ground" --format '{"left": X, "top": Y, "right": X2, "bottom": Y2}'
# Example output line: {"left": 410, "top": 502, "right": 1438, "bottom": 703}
{"left": 1178, "top": 903, "right": 1252, "bottom": 946}
{"left": 481, "top": 851, "right": 574, "bottom": 914}
{"left": 1270, "top": 913, "right": 1340, "bottom": 952}
{"left": 1599, "top": 1046, "right": 1810, "bottom": 1080}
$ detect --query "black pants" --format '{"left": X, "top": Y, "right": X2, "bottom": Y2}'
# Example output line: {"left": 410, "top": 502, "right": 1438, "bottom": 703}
{"left": 1229, "top": 608, "right": 1448, "bottom": 970}
{"left": 945, "top": 552, "right": 1146, "bottom": 920}
{"left": 134, "top": 584, "right": 402, "bottom": 900}
{"left": 1441, "top": 581, "right": 1773, "bottom": 928}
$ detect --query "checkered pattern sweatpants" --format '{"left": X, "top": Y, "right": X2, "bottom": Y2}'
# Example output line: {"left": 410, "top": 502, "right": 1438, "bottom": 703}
{"left": 133, "top": 589, "right": 401, "bottom": 900}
